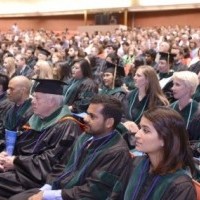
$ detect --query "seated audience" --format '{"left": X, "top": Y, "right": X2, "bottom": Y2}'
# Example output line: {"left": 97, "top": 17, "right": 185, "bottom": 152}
{"left": 0, "top": 79, "right": 82, "bottom": 199}
{"left": 9, "top": 94, "right": 132, "bottom": 200}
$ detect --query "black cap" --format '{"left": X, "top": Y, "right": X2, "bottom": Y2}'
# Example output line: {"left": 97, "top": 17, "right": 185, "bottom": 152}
{"left": 37, "top": 46, "right": 51, "bottom": 57}
{"left": 122, "top": 41, "right": 130, "bottom": 46}
{"left": 106, "top": 42, "right": 119, "bottom": 51}
{"left": 33, "top": 79, "right": 66, "bottom": 95}
{"left": 104, "top": 61, "right": 125, "bottom": 77}
{"left": 159, "top": 52, "right": 176, "bottom": 64}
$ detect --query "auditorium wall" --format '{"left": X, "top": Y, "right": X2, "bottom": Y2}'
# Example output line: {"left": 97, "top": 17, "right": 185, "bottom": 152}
{"left": 132, "top": 9, "right": 200, "bottom": 27}
{"left": 0, "top": 8, "right": 199, "bottom": 32}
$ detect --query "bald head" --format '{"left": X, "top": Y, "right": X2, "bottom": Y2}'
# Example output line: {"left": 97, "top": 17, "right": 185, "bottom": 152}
{"left": 7, "top": 76, "right": 31, "bottom": 105}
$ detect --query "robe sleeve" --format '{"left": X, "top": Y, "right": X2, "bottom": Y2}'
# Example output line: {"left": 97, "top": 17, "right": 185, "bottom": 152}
{"left": 61, "top": 149, "right": 132, "bottom": 200}
{"left": 13, "top": 120, "right": 82, "bottom": 187}
{"left": 162, "top": 176, "right": 197, "bottom": 200}
{"left": 71, "top": 79, "right": 98, "bottom": 113}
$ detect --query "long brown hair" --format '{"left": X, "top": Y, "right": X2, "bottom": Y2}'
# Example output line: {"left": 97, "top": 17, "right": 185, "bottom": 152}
{"left": 143, "top": 106, "right": 196, "bottom": 175}
{"left": 139, "top": 65, "right": 169, "bottom": 108}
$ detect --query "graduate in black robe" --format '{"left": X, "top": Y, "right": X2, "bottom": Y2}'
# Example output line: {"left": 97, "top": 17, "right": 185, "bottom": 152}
{"left": 0, "top": 79, "right": 83, "bottom": 199}
{"left": 124, "top": 107, "right": 196, "bottom": 200}
{"left": 0, "top": 76, "right": 33, "bottom": 152}
{"left": 119, "top": 65, "right": 169, "bottom": 149}
{"left": 99, "top": 61, "right": 127, "bottom": 102}
{"left": 4, "top": 76, "right": 33, "bottom": 131}
{"left": 63, "top": 58, "right": 98, "bottom": 113}
{"left": 170, "top": 71, "right": 200, "bottom": 137}
{"left": 9, "top": 94, "right": 132, "bottom": 200}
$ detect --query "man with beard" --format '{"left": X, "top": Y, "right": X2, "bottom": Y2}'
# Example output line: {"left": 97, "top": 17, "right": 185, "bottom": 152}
{"left": 10, "top": 94, "right": 132, "bottom": 200}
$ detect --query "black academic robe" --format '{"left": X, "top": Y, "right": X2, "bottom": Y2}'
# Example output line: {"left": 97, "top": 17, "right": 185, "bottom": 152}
{"left": 100, "top": 86, "right": 127, "bottom": 102}
{"left": 10, "top": 132, "right": 132, "bottom": 200}
{"left": 188, "top": 112, "right": 200, "bottom": 141}
{"left": 0, "top": 93, "right": 13, "bottom": 124}
{"left": 0, "top": 93, "right": 14, "bottom": 151}
{"left": 188, "top": 60, "right": 200, "bottom": 74}
{"left": 0, "top": 106, "right": 82, "bottom": 199}
{"left": 124, "top": 156, "right": 196, "bottom": 200}
{"left": 193, "top": 85, "right": 200, "bottom": 102}
{"left": 57, "top": 132, "right": 132, "bottom": 200}
{"left": 64, "top": 78, "right": 98, "bottom": 113}
{"left": 170, "top": 100, "right": 199, "bottom": 131}
{"left": 4, "top": 98, "right": 33, "bottom": 131}
{"left": 123, "top": 88, "right": 149, "bottom": 124}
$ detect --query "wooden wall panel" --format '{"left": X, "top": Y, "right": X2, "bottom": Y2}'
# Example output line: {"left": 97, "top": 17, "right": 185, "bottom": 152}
{"left": 132, "top": 9, "right": 200, "bottom": 27}
{"left": 0, "top": 9, "right": 199, "bottom": 32}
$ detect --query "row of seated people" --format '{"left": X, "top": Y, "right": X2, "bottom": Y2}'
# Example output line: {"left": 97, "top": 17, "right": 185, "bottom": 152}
{"left": 0, "top": 84, "right": 198, "bottom": 199}
{"left": 1, "top": 54, "right": 200, "bottom": 143}
{"left": 0, "top": 53, "right": 199, "bottom": 199}
{"left": 0, "top": 52, "right": 200, "bottom": 150}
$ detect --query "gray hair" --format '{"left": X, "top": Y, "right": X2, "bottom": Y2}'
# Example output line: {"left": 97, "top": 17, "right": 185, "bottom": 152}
{"left": 173, "top": 71, "right": 199, "bottom": 95}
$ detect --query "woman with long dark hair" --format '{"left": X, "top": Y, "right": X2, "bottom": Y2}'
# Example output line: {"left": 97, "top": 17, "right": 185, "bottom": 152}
{"left": 63, "top": 58, "right": 98, "bottom": 113}
{"left": 124, "top": 106, "right": 196, "bottom": 200}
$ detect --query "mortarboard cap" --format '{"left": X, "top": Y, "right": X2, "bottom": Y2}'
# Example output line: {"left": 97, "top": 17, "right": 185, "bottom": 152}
{"left": 106, "top": 42, "right": 119, "bottom": 51}
{"left": 37, "top": 46, "right": 51, "bottom": 57}
{"left": 33, "top": 79, "right": 66, "bottom": 95}
{"left": 159, "top": 52, "right": 176, "bottom": 64}
{"left": 104, "top": 61, "right": 125, "bottom": 77}
{"left": 122, "top": 41, "right": 130, "bottom": 46}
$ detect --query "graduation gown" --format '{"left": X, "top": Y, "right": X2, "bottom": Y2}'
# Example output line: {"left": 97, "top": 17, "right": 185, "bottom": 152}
{"left": 170, "top": 100, "right": 199, "bottom": 130}
{"left": 100, "top": 86, "right": 127, "bottom": 102}
{"left": 193, "top": 85, "right": 200, "bottom": 102}
{"left": 48, "top": 132, "right": 132, "bottom": 200}
{"left": 0, "top": 105, "right": 82, "bottom": 199}
{"left": 124, "top": 88, "right": 149, "bottom": 124}
{"left": 0, "top": 92, "right": 13, "bottom": 124}
{"left": 188, "top": 112, "right": 200, "bottom": 141}
{"left": 4, "top": 98, "right": 33, "bottom": 131}
{"left": 64, "top": 78, "right": 98, "bottom": 113}
{"left": 124, "top": 156, "right": 196, "bottom": 200}
{"left": 116, "top": 89, "right": 149, "bottom": 149}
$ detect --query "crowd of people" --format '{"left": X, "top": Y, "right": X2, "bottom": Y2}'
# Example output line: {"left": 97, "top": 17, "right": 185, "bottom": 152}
{"left": 0, "top": 24, "right": 199, "bottom": 199}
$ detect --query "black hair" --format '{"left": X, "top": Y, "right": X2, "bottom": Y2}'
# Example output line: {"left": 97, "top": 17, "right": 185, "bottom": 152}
{"left": 90, "top": 94, "right": 123, "bottom": 128}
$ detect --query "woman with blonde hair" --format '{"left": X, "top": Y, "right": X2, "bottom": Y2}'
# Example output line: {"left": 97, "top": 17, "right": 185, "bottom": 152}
{"left": 32, "top": 60, "right": 53, "bottom": 79}
{"left": 171, "top": 71, "right": 199, "bottom": 132}
{"left": 3, "top": 56, "right": 17, "bottom": 78}
{"left": 31, "top": 60, "right": 53, "bottom": 94}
